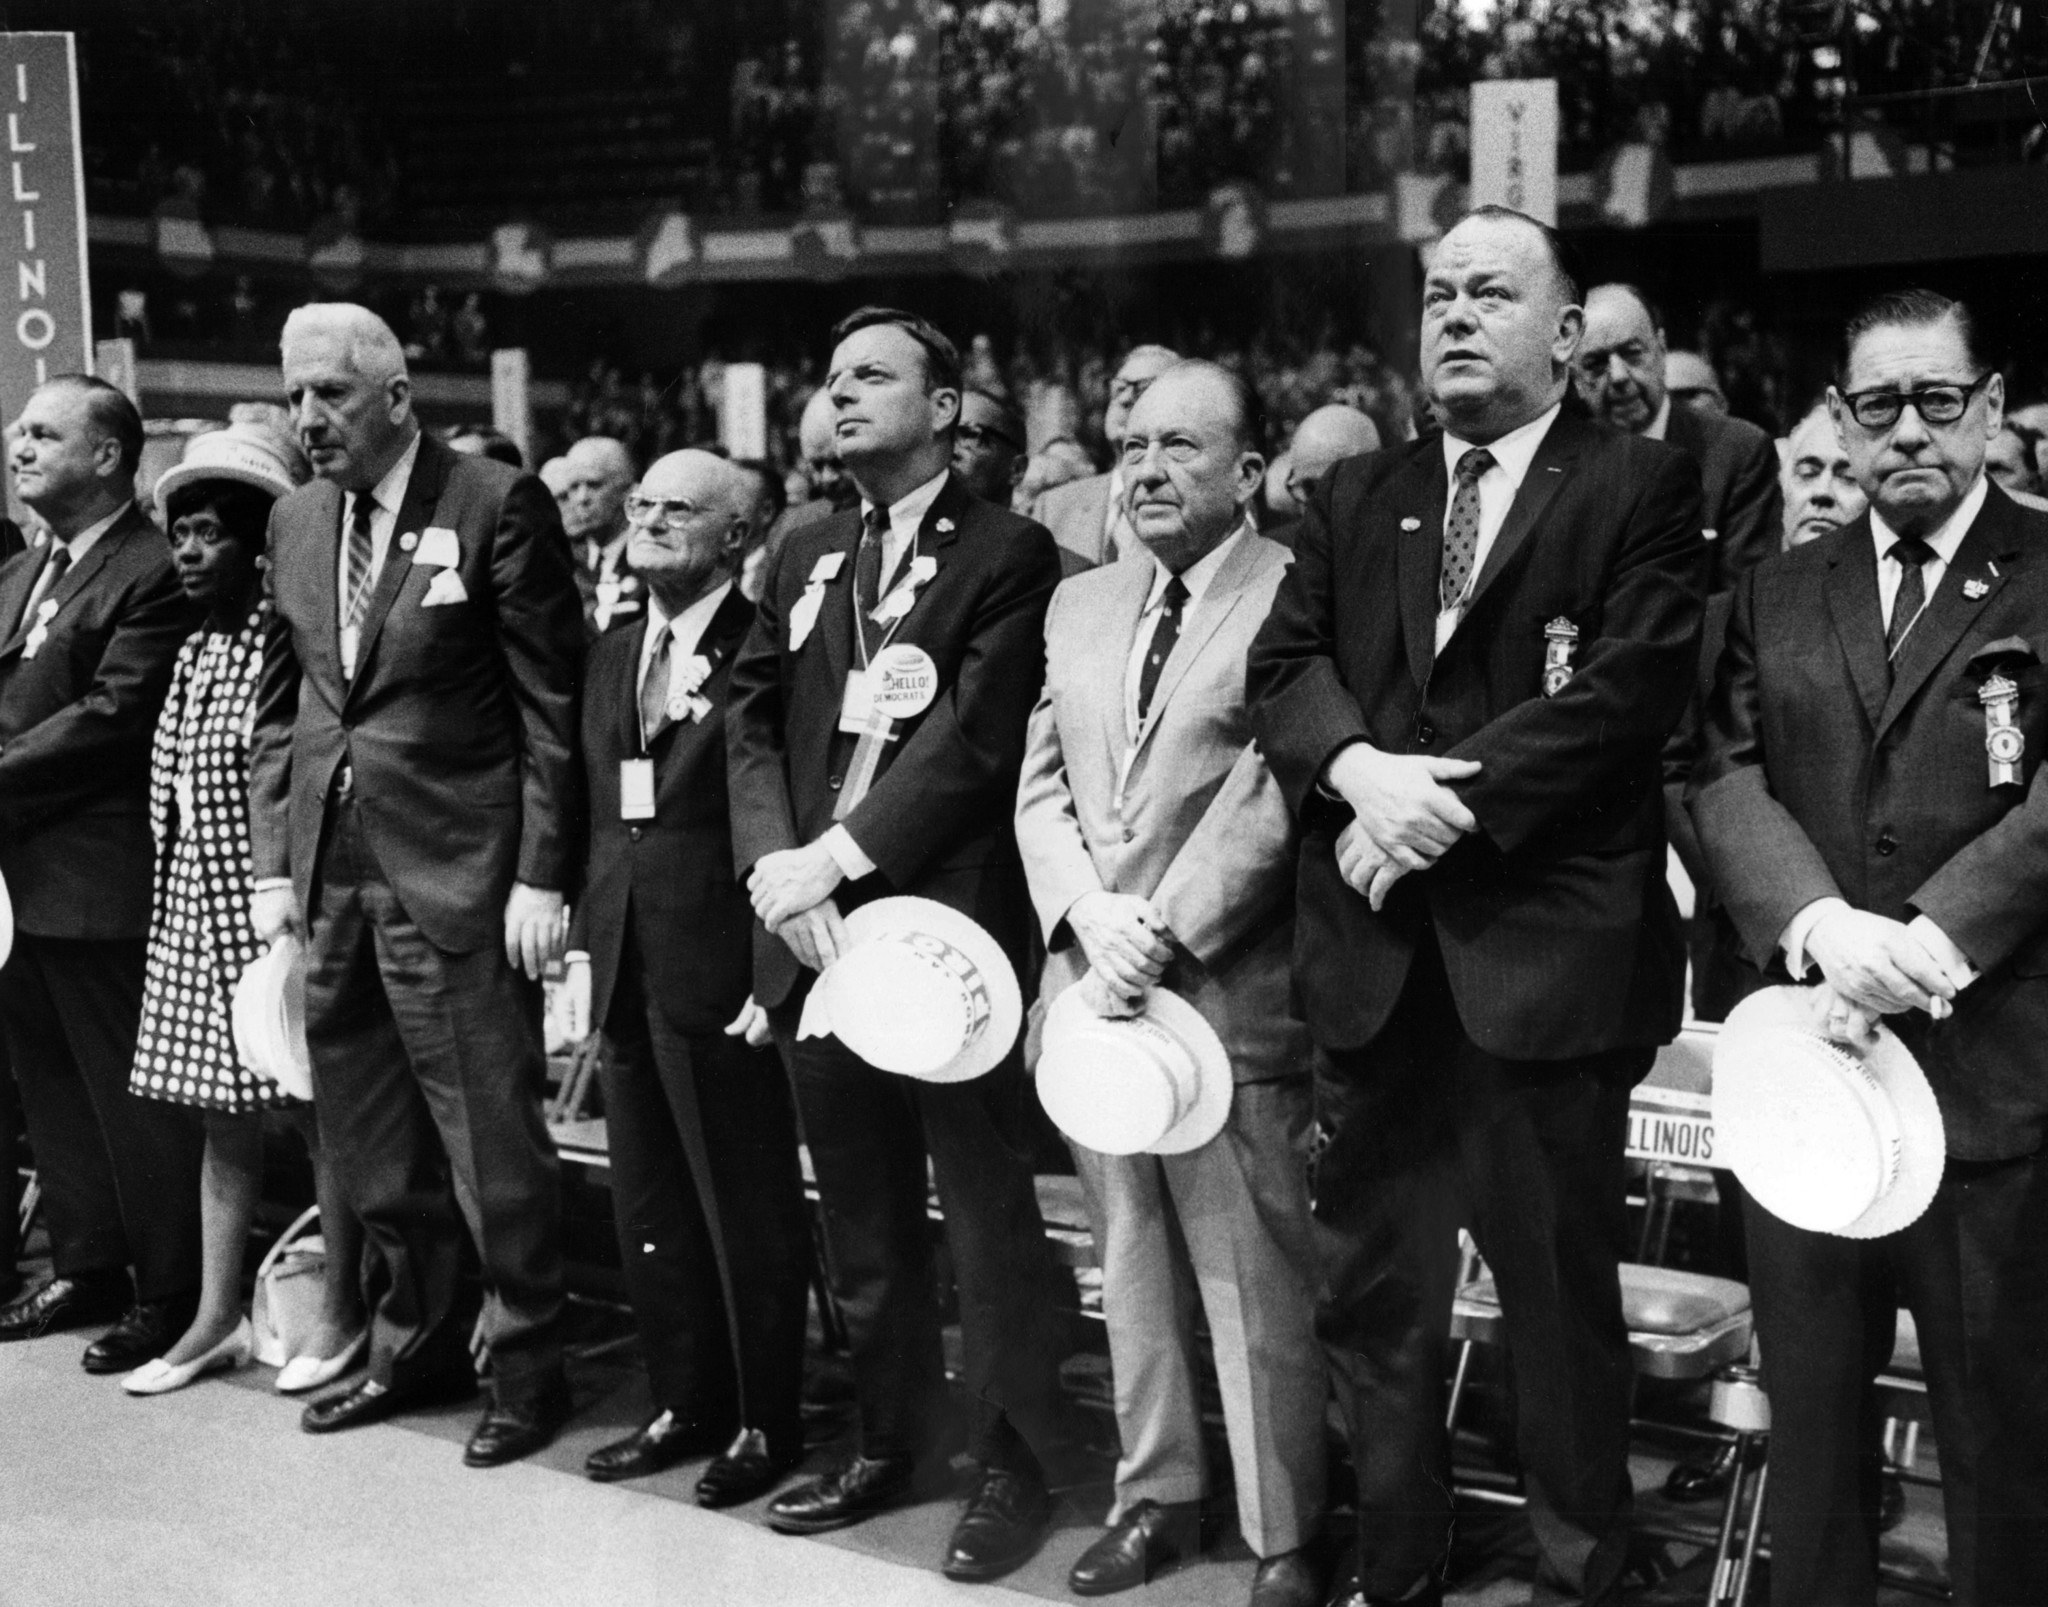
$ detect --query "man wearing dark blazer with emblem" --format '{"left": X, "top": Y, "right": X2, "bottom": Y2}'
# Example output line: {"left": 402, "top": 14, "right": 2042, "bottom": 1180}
{"left": 1694, "top": 289, "right": 2048, "bottom": 1607}
{"left": 0, "top": 377, "right": 204, "bottom": 1369}
{"left": 250, "top": 304, "right": 583, "bottom": 1467}
{"left": 726, "top": 307, "right": 1072, "bottom": 1581}
{"left": 1247, "top": 207, "right": 1705, "bottom": 1607}
{"left": 570, "top": 448, "right": 811, "bottom": 1508}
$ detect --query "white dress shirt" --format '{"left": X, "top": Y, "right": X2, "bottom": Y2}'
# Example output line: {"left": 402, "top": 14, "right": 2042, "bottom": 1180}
{"left": 1643, "top": 395, "right": 1672, "bottom": 442}
{"left": 336, "top": 431, "right": 423, "bottom": 677}
{"left": 1122, "top": 522, "right": 1245, "bottom": 741}
{"left": 636, "top": 580, "right": 732, "bottom": 749}
{"left": 1436, "top": 402, "right": 1561, "bottom": 652}
{"left": 1777, "top": 470, "right": 1990, "bottom": 988}
{"left": 23, "top": 501, "right": 131, "bottom": 619}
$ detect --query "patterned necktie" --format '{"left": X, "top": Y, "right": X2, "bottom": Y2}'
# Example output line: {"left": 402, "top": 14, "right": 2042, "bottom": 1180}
{"left": 29, "top": 543, "right": 70, "bottom": 618}
{"left": 1885, "top": 535, "right": 1936, "bottom": 666}
{"left": 854, "top": 504, "right": 890, "bottom": 658}
{"left": 1439, "top": 446, "right": 1496, "bottom": 614}
{"left": 639, "top": 624, "right": 673, "bottom": 747}
{"left": 342, "top": 493, "right": 377, "bottom": 631}
{"left": 1136, "top": 574, "right": 1189, "bottom": 726}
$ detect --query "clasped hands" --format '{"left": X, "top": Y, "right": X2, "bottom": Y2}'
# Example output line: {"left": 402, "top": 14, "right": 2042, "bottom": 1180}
{"left": 1068, "top": 890, "right": 1175, "bottom": 1019}
{"left": 1326, "top": 744, "right": 1483, "bottom": 910}
{"left": 1805, "top": 906, "right": 1966, "bottom": 1048}
{"left": 749, "top": 842, "right": 848, "bottom": 972}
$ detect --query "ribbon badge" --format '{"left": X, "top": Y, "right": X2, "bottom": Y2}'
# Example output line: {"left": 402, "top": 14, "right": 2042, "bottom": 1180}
{"left": 666, "top": 652, "right": 715, "bottom": 725}
{"left": 21, "top": 596, "right": 60, "bottom": 660}
{"left": 1981, "top": 672, "right": 2025, "bottom": 787}
{"left": 789, "top": 551, "right": 846, "bottom": 652}
{"left": 1541, "top": 617, "right": 1580, "bottom": 698}
{"left": 871, "top": 553, "right": 940, "bottom": 628}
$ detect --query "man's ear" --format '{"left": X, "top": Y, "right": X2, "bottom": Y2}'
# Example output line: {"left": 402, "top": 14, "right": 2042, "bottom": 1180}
{"left": 1554, "top": 305, "right": 1586, "bottom": 367}
{"left": 930, "top": 386, "right": 962, "bottom": 436}
{"left": 386, "top": 374, "right": 413, "bottom": 424}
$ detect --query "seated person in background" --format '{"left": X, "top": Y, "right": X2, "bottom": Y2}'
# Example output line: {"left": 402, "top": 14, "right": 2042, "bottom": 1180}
{"left": 952, "top": 387, "right": 1028, "bottom": 509}
{"left": 119, "top": 425, "right": 367, "bottom": 1398}
{"left": 1663, "top": 349, "right": 1729, "bottom": 421}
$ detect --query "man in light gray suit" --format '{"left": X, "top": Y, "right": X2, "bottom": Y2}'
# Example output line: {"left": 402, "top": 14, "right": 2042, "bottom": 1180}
{"left": 1016, "top": 361, "right": 1325, "bottom": 1607}
{"left": 1029, "top": 343, "right": 1179, "bottom": 571}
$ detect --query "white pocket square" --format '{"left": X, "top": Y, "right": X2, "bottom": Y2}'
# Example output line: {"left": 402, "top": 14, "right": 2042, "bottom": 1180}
{"left": 414, "top": 527, "right": 462, "bottom": 568}
{"left": 421, "top": 570, "right": 468, "bottom": 607}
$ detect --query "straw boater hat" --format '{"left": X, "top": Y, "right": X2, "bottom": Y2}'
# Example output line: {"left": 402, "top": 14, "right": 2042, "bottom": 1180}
{"left": 1713, "top": 986, "right": 1945, "bottom": 1239}
{"left": 152, "top": 421, "right": 302, "bottom": 516}
{"left": 1036, "top": 982, "right": 1233, "bottom": 1157}
{"left": 797, "top": 897, "right": 1022, "bottom": 1082}
{"left": 231, "top": 937, "right": 314, "bottom": 1101}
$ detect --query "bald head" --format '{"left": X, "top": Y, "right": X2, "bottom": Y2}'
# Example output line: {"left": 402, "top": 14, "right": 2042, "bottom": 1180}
{"left": 1121, "top": 360, "right": 1266, "bottom": 571}
{"left": 1289, "top": 404, "right": 1381, "bottom": 500}
{"left": 562, "top": 435, "right": 635, "bottom": 545}
{"left": 280, "top": 302, "right": 416, "bottom": 490}
{"left": 1106, "top": 344, "right": 1183, "bottom": 447}
{"left": 1577, "top": 283, "right": 1668, "bottom": 434}
{"left": 628, "top": 449, "right": 750, "bottom": 606}
{"left": 1664, "top": 350, "right": 1726, "bottom": 420}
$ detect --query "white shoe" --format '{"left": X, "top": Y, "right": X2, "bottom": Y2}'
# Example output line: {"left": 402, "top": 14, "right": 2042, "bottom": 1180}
{"left": 122, "top": 1317, "right": 253, "bottom": 1396}
{"left": 275, "top": 1329, "right": 369, "bottom": 1395}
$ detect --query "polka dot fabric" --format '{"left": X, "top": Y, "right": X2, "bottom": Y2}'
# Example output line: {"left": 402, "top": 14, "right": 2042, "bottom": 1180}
{"left": 130, "top": 607, "right": 298, "bottom": 1113}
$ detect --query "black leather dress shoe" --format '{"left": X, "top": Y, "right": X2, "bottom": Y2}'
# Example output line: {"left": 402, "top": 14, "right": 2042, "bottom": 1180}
{"left": 942, "top": 1463, "right": 1053, "bottom": 1583}
{"left": 584, "top": 1408, "right": 725, "bottom": 1483}
{"left": 1663, "top": 1440, "right": 1738, "bottom": 1503}
{"left": 1069, "top": 1499, "right": 1203, "bottom": 1595}
{"left": 1250, "top": 1547, "right": 1325, "bottom": 1607}
{"left": 696, "top": 1427, "right": 801, "bottom": 1509}
{"left": 81, "top": 1296, "right": 199, "bottom": 1375}
{"left": 1324, "top": 1573, "right": 1443, "bottom": 1607}
{"left": 464, "top": 1376, "right": 573, "bottom": 1468}
{"left": 765, "top": 1453, "right": 918, "bottom": 1535}
{"left": 301, "top": 1370, "right": 476, "bottom": 1435}
{"left": 0, "top": 1274, "right": 129, "bottom": 1343}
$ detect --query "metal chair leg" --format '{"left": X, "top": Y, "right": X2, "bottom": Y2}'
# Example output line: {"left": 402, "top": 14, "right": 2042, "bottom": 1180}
{"left": 1444, "top": 1338, "right": 1475, "bottom": 1434}
{"left": 1733, "top": 1455, "right": 1770, "bottom": 1607}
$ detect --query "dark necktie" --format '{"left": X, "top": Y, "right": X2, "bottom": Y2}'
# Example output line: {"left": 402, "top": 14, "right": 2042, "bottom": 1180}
{"left": 342, "top": 494, "right": 377, "bottom": 631}
{"left": 854, "top": 505, "right": 890, "bottom": 658}
{"left": 1136, "top": 574, "right": 1188, "bottom": 726}
{"left": 1885, "top": 535, "right": 1936, "bottom": 666}
{"left": 31, "top": 542, "right": 69, "bottom": 610}
{"left": 1439, "top": 446, "right": 1496, "bottom": 614}
{"left": 639, "top": 624, "right": 672, "bottom": 747}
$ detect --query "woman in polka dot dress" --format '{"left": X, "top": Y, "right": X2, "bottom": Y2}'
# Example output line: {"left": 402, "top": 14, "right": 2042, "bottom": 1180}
{"left": 120, "top": 426, "right": 366, "bottom": 1396}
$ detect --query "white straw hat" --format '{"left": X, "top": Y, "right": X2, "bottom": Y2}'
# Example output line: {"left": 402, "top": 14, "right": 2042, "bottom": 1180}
{"left": 1714, "top": 986, "right": 1945, "bottom": 1239}
{"left": 231, "top": 937, "right": 314, "bottom": 1101}
{"left": 1037, "top": 982, "right": 1233, "bottom": 1156}
{"left": 797, "top": 897, "right": 1022, "bottom": 1082}
{"left": 153, "top": 421, "right": 302, "bottom": 517}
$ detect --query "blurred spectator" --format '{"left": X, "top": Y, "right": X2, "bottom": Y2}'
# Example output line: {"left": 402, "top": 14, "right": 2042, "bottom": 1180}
{"left": 730, "top": 456, "right": 787, "bottom": 602}
{"left": 452, "top": 293, "right": 491, "bottom": 366}
{"left": 1665, "top": 350, "right": 1730, "bottom": 421}
{"left": 952, "top": 388, "right": 1028, "bottom": 507}
{"left": 539, "top": 454, "right": 572, "bottom": 513}
{"left": 444, "top": 425, "right": 525, "bottom": 469}
{"left": 1285, "top": 403, "right": 1381, "bottom": 510}
{"left": 1013, "top": 438, "right": 1096, "bottom": 516}
{"left": 1988, "top": 419, "right": 2045, "bottom": 499}
{"left": 1029, "top": 343, "right": 1178, "bottom": 571}
{"left": 561, "top": 436, "right": 642, "bottom": 636}
{"left": 1779, "top": 401, "right": 1868, "bottom": 549}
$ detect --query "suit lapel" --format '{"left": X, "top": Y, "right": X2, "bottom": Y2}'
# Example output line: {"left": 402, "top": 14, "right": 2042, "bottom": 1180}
{"left": 1824, "top": 520, "right": 1888, "bottom": 729}
{"left": 0, "top": 540, "right": 44, "bottom": 647}
{"left": 1094, "top": 550, "right": 1154, "bottom": 759}
{"left": 1133, "top": 527, "right": 1259, "bottom": 757}
{"left": 347, "top": 434, "right": 448, "bottom": 695}
{"left": 1392, "top": 447, "right": 1450, "bottom": 688}
{"left": 1462, "top": 408, "right": 1585, "bottom": 617}
{"left": 1, "top": 510, "right": 139, "bottom": 657}
{"left": 815, "top": 511, "right": 861, "bottom": 696}
{"left": 1877, "top": 489, "right": 2024, "bottom": 739}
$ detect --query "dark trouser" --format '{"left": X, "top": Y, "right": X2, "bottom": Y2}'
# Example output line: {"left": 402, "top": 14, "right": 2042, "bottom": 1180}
{"left": 769, "top": 996, "right": 1069, "bottom": 1473}
{"left": 303, "top": 796, "right": 564, "bottom": 1401}
{"left": 1745, "top": 1148, "right": 2048, "bottom": 1607}
{"left": 601, "top": 940, "right": 809, "bottom": 1450}
{"left": 0, "top": 1033, "right": 22, "bottom": 1275}
{"left": 0, "top": 934, "right": 202, "bottom": 1302}
{"left": 1312, "top": 936, "right": 1643, "bottom": 1604}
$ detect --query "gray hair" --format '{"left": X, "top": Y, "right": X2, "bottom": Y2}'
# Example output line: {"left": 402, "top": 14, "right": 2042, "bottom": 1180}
{"left": 280, "top": 303, "right": 408, "bottom": 385}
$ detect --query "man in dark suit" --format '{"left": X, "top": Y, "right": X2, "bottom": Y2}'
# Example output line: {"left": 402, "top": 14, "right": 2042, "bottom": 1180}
{"left": 250, "top": 304, "right": 582, "bottom": 1466}
{"left": 1693, "top": 288, "right": 2048, "bottom": 1606}
{"left": 1246, "top": 206, "right": 1705, "bottom": 1607}
{"left": 562, "top": 435, "right": 644, "bottom": 637}
{"left": 570, "top": 448, "right": 810, "bottom": 1508}
{"left": 1578, "top": 283, "right": 1779, "bottom": 594}
{"left": 727, "top": 307, "right": 1072, "bottom": 1580}
{"left": 0, "top": 377, "right": 204, "bottom": 1369}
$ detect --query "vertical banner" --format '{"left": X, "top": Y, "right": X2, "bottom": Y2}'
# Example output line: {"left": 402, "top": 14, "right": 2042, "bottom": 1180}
{"left": 0, "top": 33, "right": 90, "bottom": 439}
{"left": 490, "top": 348, "right": 531, "bottom": 465}
{"left": 1470, "top": 78, "right": 1558, "bottom": 226}
{"left": 721, "top": 362, "right": 767, "bottom": 461}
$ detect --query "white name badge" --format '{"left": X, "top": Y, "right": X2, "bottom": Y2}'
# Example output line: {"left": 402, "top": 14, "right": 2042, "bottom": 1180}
{"left": 620, "top": 758, "right": 656, "bottom": 820}
{"left": 838, "top": 670, "right": 873, "bottom": 734}
{"left": 340, "top": 623, "right": 361, "bottom": 677}
{"left": 870, "top": 644, "right": 939, "bottom": 718}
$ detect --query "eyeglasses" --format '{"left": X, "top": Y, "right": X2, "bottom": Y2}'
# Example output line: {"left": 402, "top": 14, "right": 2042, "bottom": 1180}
{"left": 955, "top": 422, "right": 1021, "bottom": 453}
{"left": 1109, "top": 375, "right": 1157, "bottom": 404}
{"left": 1835, "top": 371, "right": 1994, "bottom": 431}
{"left": 624, "top": 493, "right": 702, "bottom": 529}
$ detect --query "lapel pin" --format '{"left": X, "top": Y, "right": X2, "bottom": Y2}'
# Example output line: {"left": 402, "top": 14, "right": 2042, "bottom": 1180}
{"left": 935, "top": 517, "right": 955, "bottom": 534}
{"left": 398, "top": 531, "right": 418, "bottom": 553}
{"left": 1400, "top": 516, "right": 1421, "bottom": 531}
{"left": 1964, "top": 578, "right": 1989, "bottom": 600}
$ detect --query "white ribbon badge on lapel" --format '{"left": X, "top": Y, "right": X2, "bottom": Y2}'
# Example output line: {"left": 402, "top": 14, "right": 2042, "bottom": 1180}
{"left": 789, "top": 551, "right": 845, "bottom": 651}
{"left": 666, "top": 653, "right": 715, "bottom": 724}
{"left": 21, "top": 597, "right": 59, "bottom": 659}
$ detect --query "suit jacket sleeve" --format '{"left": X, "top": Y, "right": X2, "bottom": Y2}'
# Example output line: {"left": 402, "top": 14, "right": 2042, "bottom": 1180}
{"left": 725, "top": 539, "right": 803, "bottom": 876}
{"left": 1150, "top": 740, "right": 1296, "bottom": 969}
{"left": 1908, "top": 769, "right": 2048, "bottom": 973}
{"left": 1014, "top": 589, "right": 1106, "bottom": 946}
{"left": 489, "top": 474, "right": 583, "bottom": 890}
{"left": 1245, "top": 471, "right": 1371, "bottom": 820}
{"left": 1449, "top": 450, "right": 1706, "bottom": 855}
{"left": 1688, "top": 564, "right": 1842, "bottom": 965}
{"left": 248, "top": 539, "right": 299, "bottom": 884}
{"left": 1710, "top": 423, "right": 1783, "bottom": 592}
{"left": 838, "top": 526, "right": 1061, "bottom": 885}
{"left": 0, "top": 550, "right": 192, "bottom": 835}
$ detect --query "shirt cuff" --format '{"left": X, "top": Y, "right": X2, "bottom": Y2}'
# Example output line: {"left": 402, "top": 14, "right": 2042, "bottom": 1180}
{"left": 252, "top": 877, "right": 294, "bottom": 894}
{"left": 1780, "top": 896, "right": 1851, "bottom": 979}
{"left": 1908, "top": 913, "right": 1980, "bottom": 990}
{"left": 821, "top": 824, "right": 875, "bottom": 883}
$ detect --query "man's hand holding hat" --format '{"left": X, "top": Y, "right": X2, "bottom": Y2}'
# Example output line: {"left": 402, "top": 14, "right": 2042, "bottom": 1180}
{"left": 1805, "top": 904, "right": 1969, "bottom": 1044}
{"left": 1067, "top": 891, "right": 1173, "bottom": 1014}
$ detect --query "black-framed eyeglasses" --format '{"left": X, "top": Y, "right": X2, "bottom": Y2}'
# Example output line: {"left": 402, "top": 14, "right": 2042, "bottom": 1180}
{"left": 625, "top": 493, "right": 701, "bottom": 529}
{"left": 1836, "top": 371, "right": 1994, "bottom": 431}
{"left": 955, "top": 422, "right": 1021, "bottom": 453}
